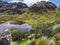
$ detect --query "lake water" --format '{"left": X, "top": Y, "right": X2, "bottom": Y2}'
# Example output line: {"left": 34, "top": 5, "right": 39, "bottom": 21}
{"left": 0, "top": 22, "right": 32, "bottom": 33}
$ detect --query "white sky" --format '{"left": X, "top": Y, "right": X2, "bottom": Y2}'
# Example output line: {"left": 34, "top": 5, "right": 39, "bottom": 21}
{"left": 23, "top": 0, "right": 49, "bottom": 6}
{"left": 10, "top": 0, "right": 20, "bottom": 2}
{"left": 10, "top": 0, "right": 49, "bottom": 6}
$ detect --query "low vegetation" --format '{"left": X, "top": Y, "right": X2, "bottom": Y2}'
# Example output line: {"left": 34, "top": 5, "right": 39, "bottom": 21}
{"left": 0, "top": 1, "right": 60, "bottom": 45}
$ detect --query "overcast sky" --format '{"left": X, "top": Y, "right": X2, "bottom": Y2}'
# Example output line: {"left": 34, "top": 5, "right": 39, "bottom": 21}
{"left": 3, "top": 0, "right": 60, "bottom": 6}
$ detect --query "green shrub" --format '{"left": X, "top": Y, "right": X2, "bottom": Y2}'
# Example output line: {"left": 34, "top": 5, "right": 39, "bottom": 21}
{"left": 42, "top": 26, "right": 55, "bottom": 37}
{"left": 11, "top": 29, "right": 26, "bottom": 41}
{"left": 54, "top": 33, "right": 60, "bottom": 42}
{"left": 36, "top": 36, "right": 49, "bottom": 45}
{"left": 28, "top": 34, "right": 35, "bottom": 40}
{"left": 57, "top": 40, "right": 60, "bottom": 45}
{"left": 19, "top": 40, "right": 28, "bottom": 45}
{"left": 56, "top": 12, "right": 60, "bottom": 17}
{"left": 27, "top": 39, "right": 36, "bottom": 45}
{"left": 55, "top": 27, "right": 60, "bottom": 33}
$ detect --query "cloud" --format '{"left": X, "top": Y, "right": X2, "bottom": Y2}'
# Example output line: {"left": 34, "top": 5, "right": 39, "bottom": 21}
{"left": 23, "top": 0, "right": 49, "bottom": 6}
{"left": 10, "top": 0, "right": 20, "bottom": 2}
{"left": 10, "top": 0, "right": 49, "bottom": 6}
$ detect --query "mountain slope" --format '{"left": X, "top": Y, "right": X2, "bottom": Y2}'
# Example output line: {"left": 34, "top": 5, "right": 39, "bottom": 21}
{"left": 29, "top": 1, "right": 57, "bottom": 13}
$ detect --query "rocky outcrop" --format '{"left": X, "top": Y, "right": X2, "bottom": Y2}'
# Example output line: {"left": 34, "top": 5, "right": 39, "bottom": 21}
{"left": 0, "top": 1, "right": 28, "bottom": 9}
{"left": 0, "top": 1, "right": 28, "bottom": 14}
{"left": 29, "top": 1, "right": 57, "bottom": 13}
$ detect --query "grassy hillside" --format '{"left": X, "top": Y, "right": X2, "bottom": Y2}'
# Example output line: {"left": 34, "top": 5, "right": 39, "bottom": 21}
{"left": 0, "top": 8, "right": 60, "bottom": 45}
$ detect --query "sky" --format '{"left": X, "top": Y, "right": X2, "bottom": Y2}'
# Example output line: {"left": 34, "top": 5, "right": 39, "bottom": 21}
{"left": 3, "top": 0, "right": 60, "bottom": 6}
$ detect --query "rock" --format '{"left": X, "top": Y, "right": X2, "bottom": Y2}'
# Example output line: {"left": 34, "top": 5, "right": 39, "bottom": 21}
{"left": 0, "top": 1, "right": 28, "bottom": 13}
{"left": 0, "top": 38, "right": 10, "bottom": 45}
{"left": 29, "top": 1, "right": 57, "bottom": 13}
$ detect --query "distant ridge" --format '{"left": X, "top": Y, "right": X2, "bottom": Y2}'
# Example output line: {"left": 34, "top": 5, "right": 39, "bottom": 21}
{"left": 0, "top": 1, "right": 57, "bottom": 14}
{"left": 0, "top": 1, "right": 28, "bottom": 14}
{"left": 29, "top": 1, "right": 57, "bottom": 13}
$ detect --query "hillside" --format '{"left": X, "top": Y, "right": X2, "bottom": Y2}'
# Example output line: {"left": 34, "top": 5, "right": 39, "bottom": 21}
{"left": 0, "top": 7, "right": 60, "bottom": 45}
{"left": 0, "top": 1, "right": 60, "bottom": 45}
{"left": 0, "top": 1, "right": 28, "bottom": 14}
{"left": 0, "top": 1, "right": 58, "bottom": 15}
{"left": 29, "top": 1, "right": 57, "bottom": 13}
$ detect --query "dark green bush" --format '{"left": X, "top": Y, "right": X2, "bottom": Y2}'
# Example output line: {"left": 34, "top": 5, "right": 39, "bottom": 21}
{"left": 11, "top": 29, "right": 26, "bottom": 41}
{"left": 55, "top": 27, "right": 60, "bottom": 33}
{"left": 42, "top": 27, "right": 55, "bottom": 37}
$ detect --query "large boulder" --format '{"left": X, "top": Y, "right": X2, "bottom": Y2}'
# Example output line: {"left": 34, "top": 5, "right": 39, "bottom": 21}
{"left": 0, "top": 38, "right": 10, "bottom": 45}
